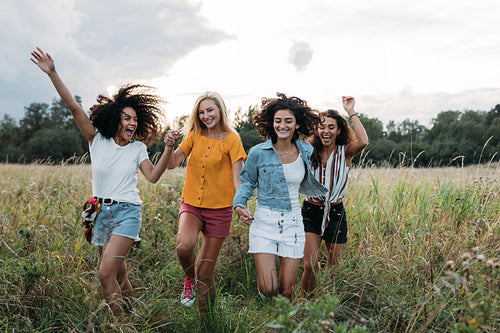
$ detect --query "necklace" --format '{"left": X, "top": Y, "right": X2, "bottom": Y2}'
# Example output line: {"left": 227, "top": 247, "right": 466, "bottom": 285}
{"left": 274, "top": 145, "right": 291, "bottom": 155}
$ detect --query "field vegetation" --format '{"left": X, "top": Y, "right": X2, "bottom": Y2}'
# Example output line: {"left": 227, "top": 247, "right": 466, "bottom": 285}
{"left": 0, "top": 162, "right": 498, "bottom": 332}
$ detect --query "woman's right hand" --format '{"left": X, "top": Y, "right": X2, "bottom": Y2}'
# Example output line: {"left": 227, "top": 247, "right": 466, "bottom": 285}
{"left": 30, "top": 47, "right": 56, "bottom": 75}
{"left": 235, "top": 206, "right": 253, "bottom": 225}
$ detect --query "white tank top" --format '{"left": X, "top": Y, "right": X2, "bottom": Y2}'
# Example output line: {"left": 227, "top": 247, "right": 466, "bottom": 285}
{"left": 282, "top": 155, "right": 305, "bottom": 210}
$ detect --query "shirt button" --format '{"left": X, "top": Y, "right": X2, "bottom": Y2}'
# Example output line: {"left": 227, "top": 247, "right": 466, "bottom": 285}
{"left": 208, "top": 146, "right": 211, "bottom": 149}
{"left": 205, "top": 155, "right": 208, "bottom": 157}
{"left": 201, "top": 187, "right": 203, "bottom": 189}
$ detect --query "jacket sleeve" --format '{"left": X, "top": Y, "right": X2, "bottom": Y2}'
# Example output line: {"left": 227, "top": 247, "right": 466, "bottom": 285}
{"left": 233, "top": 146, "right": 258, "bottom": 210}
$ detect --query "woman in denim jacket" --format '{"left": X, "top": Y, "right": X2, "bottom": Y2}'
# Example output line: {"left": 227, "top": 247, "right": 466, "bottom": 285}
{"left": 234, "top": 93, "right": 327, "bottom": 300}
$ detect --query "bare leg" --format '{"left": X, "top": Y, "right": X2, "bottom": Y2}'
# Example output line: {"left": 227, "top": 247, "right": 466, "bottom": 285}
{"left": 197, "top": 236, "right": 225, "bottom": 317}
{"left": 176, "top": 212, "right": 203, "bottom": 279}
{"left": 278, "top": 257, "right": 301, "bottom": 301}
{"left": 116, "top": 259, "right": 135, "bottom": 312}
{"left": 253, "top": 253, "right": 279, "bottom": 297}
{"left": 98, "top": 235, "right": 135, "bottom": 316}
{"left": 325, "top": 242, "right": 345, "bottom": 268}
{"left": 301, "top": 232, "right": 322, "bottom": 296}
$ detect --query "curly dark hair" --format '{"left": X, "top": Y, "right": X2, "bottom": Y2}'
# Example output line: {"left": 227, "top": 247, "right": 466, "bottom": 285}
{"left": 89, "top": 84, "right": 166, "bottom": 146}
{"left": 310, "top": 109, "right": 354, "bottom": 169}
{"left": 252, "top": 93, "right": 319, "bottom": 144}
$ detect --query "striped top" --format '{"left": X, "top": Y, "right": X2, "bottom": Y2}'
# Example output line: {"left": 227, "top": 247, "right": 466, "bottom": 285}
{"left": 306, "top": 145, "right": 350, "bottom": 235}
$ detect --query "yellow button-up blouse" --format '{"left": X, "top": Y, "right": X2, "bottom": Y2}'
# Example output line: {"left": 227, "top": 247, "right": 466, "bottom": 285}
{"left": 179, "top": 130, "right": 247, "bottom": 208}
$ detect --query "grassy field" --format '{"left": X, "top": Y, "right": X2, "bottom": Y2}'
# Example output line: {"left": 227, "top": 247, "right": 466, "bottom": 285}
{"left": 0, "top": 162, "right": 498, "bottom": 332}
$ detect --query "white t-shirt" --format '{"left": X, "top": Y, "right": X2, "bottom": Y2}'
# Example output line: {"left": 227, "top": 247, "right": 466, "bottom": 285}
{"left": 90, "top": 132, "right": 149, "bottom": 205}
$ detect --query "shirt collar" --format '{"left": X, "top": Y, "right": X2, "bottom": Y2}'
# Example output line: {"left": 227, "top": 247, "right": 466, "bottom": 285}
{"left": 261, "top": 139, "right": 274, "bottom": 149}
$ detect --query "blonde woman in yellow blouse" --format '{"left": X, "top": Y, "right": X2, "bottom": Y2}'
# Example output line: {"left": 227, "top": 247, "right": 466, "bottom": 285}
{"left": 165, "top": 91, "right": 246, "bottom": 317}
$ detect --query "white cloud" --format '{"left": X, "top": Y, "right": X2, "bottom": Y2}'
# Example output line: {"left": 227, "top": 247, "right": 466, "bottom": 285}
{"left": 288, "top": 40, "right": 313, "bottom": 72}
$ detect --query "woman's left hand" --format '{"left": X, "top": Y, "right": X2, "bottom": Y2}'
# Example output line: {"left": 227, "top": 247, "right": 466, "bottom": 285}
{"left": 235, "top": 206, "right": 253, "bottom": 225}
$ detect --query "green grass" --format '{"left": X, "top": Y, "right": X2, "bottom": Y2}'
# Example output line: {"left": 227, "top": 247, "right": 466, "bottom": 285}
{"left": 0, "top": 163, "right": 498, "bottom": 332}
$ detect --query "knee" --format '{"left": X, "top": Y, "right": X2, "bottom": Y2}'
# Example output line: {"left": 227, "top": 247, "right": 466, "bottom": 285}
{"left": 259, "top": 287, "right": 276, "bottom": 298}
{"left": 281, "top": 290, "right": 293, "bottom": 299}
{"left": 303, "top": 258, "right": 318, "bottom": 274}
{"left": 258, "top": 285, "right": 277, "bottom": 298}
{"left": 98, "top": 265, "right": 115, "bottom": 285}
{"left": 176, "top": 239, "right": 195, "bottom": 258}
{"left": 280, "top": 286, "right": 294, "bottom": 300}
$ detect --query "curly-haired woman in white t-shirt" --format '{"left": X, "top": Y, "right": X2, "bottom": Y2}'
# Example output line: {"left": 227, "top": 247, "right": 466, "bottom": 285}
{"left": 31, "top": 47, "right": 179, "bottom": 316}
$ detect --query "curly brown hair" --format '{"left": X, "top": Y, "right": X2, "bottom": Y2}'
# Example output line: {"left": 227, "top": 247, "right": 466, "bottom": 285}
{"left": 89, "top": 84, "right": 166, "bottom": 147}
{"left": 252, "top": 93, "right": 319, "bottom": 144}
{"left": 310, "top": 109, "right": 354, "bottom": 169}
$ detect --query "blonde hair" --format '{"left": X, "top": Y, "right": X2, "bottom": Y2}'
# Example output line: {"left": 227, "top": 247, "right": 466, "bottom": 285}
{"left": 182, "top": 91, "right": 235, "bottom": 136}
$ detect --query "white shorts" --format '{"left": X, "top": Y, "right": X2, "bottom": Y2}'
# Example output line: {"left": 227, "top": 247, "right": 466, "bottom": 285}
{"left": 248, "top": 206, "right": 305, "bottom": 259}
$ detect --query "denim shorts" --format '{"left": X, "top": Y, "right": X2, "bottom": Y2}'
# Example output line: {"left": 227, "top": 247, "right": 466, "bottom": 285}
{"left": 249, "top": 206, "right": 305, "bottom": 259}
{"left": 92, "top": 202, "right": 142, "bottom": 246}
{"left": 302, "top": 201, "right": 347, "bottom": 244}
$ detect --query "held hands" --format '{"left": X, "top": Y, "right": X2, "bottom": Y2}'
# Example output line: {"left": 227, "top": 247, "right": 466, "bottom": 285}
{"left": 235, "top": 206, "right": 253, "bottom": 225}
{"left": 342, "top": 96, "right": 355, "bottom": 115}
{"left": 164, "top": 130, "right": 180, "bottom": 147}
{"left": 30, "top": 47, "right": 55, "bottom": 75}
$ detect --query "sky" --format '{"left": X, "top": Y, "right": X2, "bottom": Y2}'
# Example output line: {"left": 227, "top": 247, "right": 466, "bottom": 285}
{"left": 1, "top": 0, "right": 500, "bottom": 129}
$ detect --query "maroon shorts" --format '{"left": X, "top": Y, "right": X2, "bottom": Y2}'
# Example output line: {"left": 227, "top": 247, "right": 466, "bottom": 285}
{"left": 179, "top": 199, "right": 233, "bottom": 238}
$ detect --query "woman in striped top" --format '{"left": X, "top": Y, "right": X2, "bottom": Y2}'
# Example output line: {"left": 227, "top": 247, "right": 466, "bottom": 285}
{"left": 300, "top": 96, "right": 369, "bottom": 296}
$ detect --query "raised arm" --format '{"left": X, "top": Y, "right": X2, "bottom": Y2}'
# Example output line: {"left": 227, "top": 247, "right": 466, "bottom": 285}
{"left": 31, "top": 47, "right": 95, "bottom": 142}
{"left": 342, "top": 96, "right": 369, "bottom": 160}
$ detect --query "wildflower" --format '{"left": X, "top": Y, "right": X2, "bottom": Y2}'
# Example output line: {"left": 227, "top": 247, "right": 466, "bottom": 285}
{"left": 460, "top": 252, "right": 472, "bottom": 261}
{"left": 445, "top": 260, "right": 455, "bottom": 269}
{"left": 472, "top": 246, "right": 480, "bottom": 253}
{"left": 360, "top": 317, "right": 367, "bottom": 324}
{"left": 487, "top": 259, "right": 500, "bottom": 268}
{"left": 462, "top": 261, "right": 469, "bottom": 270}
{"left": 476, "top": 254, "right": 485, "bottom": 262}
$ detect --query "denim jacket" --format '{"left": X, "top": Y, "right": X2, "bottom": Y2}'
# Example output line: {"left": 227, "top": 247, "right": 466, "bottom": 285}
{"left": 233, "top": 139, "right": 327, "bottom": 212}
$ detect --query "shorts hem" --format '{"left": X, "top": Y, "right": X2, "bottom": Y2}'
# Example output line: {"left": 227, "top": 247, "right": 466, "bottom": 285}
{"left": 248, "top": 250, "right": 303, "bottom": 259}
{"left": 112, "top": 233, "right": 141, "bottom": 242}
{"left": 202, "top": 231, "right": 230, "bottom": 238}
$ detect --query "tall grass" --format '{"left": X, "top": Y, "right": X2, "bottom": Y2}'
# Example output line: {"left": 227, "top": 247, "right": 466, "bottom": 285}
{"left": 0, "top": 162, "right": 498, "bottom": 332}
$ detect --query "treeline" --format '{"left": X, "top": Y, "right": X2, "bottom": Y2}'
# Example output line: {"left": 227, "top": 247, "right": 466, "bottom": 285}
{"left": 1, "top": 97, "right": 499, "bottom": 166}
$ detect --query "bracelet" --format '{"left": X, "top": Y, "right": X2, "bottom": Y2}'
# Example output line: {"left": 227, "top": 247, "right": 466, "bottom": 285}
{"left": 349, "top": 113, "right": 358, "bottom": 119}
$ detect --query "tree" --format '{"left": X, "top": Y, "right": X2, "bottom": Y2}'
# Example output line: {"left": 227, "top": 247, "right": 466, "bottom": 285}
{"left": 357, "top": 114, "right": 383, "bottom": 142}
{"left": 0, "top": 115, "right": 23, "bottom": 162}
{"left": 234, "top": 106, "right": 263, "bottom": 152}
{"left": 49, "top": 96, "right": 82, "bottom": 129}
{"left": 25, "top": 128, "right": 85, "bottom": 162}
{"left": 20, "top": 102, "right": 50, "bottom": 140}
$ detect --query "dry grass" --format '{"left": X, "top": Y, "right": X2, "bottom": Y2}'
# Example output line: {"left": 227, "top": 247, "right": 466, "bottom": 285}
{"left": 0, "top": 162, "right": 498, "bottom": 332}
